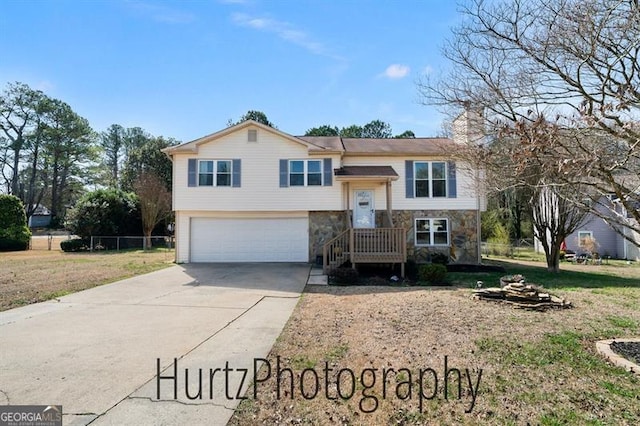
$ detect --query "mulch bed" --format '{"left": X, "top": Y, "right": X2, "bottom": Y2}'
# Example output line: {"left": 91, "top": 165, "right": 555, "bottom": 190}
{"left": 611, "top": 341, "right": 640, "bottom": 365}
{"left": 447, "top": 263, "right": 506, "bottom": 273}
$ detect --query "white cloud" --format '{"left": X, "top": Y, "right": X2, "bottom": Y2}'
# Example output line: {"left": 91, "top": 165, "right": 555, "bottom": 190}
{"left": 382, "top": 64, "right": 411, "bottom": 79}
{"left": 126, "top": 1, "right": 195, "bottom": 24}
{"left": 231, "top": 13, "right": 342, "bottom": 60}
{"left": 34, "top": 80, "right": 55, "bottom": 92}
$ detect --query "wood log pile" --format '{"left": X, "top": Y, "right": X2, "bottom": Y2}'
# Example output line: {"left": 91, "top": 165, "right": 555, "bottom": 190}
{"left": 472, "top": 275, "right": 572, "bottom": 311}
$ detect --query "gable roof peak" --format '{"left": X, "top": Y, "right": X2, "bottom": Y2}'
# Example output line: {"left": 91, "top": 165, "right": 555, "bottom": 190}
{"left": 163, "top": 119, "right": 330, "bottom": 155}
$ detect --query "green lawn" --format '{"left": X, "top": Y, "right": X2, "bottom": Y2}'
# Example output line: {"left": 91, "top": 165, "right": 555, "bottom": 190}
{"left": 450, "top": 258, "right": 640, "bottom": 291}
{"left": 231, "top": 257, "right": 640, "bottom": 425}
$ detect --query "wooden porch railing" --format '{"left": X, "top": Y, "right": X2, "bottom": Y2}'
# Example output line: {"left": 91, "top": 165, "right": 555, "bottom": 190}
{"left": 323, "top": 229, "right": 350, "bottom": 274}
{"left": 322, "top": 228, "right": 407, "bottom": 276}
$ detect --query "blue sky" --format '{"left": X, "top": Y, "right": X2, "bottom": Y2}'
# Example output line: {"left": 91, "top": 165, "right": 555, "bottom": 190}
{"left": 1, "top": 0, "right": 460, "bottom": 142}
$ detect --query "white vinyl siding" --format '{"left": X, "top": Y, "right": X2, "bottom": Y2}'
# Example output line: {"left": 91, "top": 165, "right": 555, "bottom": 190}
{"left": 342, "top": 157, "right": 482, "bottom": 210}
{"left": 172, "top": 127, "right": 342, "bottom": 211}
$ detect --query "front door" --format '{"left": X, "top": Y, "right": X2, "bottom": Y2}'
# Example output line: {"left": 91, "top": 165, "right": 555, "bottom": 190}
{"left": 353, "top": 190, "right": 375, "bottom": 228}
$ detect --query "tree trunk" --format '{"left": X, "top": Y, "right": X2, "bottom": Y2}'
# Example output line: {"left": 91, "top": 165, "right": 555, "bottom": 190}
{"left": 514, "top": 199, "right": 523, "bottom": 241}
{"left": 10, "top": 138, "right": 21, "bottom": 195}
{"left": 546, "top": 243, "right": 561, "bottom": 273}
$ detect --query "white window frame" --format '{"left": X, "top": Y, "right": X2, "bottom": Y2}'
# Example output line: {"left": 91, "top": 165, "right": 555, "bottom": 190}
{"left": 289, "top": 159, "right": 322, "bottom": 187}
{"left": 578, "top": 231, "right": 593, "bottom": 247}
{"left": 415, "top": 218, "right": 450, "bottom": 246}
{"left": 197, "top": 160, "right": 232, "bottom": 187}
{"left": 414, "top": 161, "right": 447, "bottom": 198}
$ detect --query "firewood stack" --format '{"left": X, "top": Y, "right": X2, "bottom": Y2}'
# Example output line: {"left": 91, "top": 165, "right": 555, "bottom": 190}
{"left": 472, "top": 275, "right": 572, "bottom": 310}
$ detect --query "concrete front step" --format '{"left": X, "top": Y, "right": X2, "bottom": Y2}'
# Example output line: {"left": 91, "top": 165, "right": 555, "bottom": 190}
{"left": 307, "top": 267, "right": 328, "bottom": 285}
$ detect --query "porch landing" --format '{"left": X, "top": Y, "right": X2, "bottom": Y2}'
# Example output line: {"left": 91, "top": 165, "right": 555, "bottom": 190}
{"left": 307, "top": 266, "right": 328, "bottom": 285}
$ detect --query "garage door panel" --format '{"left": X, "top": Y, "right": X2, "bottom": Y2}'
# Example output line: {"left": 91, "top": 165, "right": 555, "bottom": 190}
{"left": 190, "top": 218, "right": 308, "bottom": 262}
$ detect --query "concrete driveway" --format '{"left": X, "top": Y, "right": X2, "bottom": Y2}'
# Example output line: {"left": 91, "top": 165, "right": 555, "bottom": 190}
{"left": 0, "top": 263, "right": 309, "bottom": 425}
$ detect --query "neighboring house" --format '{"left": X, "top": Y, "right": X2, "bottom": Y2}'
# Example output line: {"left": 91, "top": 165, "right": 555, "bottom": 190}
{"left": 613, "top": 197, "right": 640, "bottom": 261}
{"left": 536, "top": 195, "right": 640, "bottom": 260}
{"left": 27, "top": 204, "right": 52, "bottom": 228}
{"left": 564, "top": 196, "right": 621, "bottom": 258}
{"left": 162, "top": 118, "right": 485, "bottom": 272}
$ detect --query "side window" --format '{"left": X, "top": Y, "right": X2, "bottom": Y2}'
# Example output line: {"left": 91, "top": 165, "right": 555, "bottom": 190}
{"left": 197, "top": 160, "right": 232, "bottom": 186}
{"left": 198, "top": 160, "right": 214, "bottom": 186}
{"left": 217, "top": 160, "right": 231, "bottom": 186}
{"left": 415, "top": 218, "right": 449, "bottom": 246}
{"left": 415, "top": 162, "right": 429, "bottom": 197}
{"left": 307, "top": 160, "right": 322, "bottom": 186}
{"left": 289, "top": 160, "right": 323, "bottom": 186}
{"left": 578, "top": 231, "right": 593, "bottom": 247}
{"left": 432, "top": 219, "right": 449, "bottom": 244}
{"left": 290, "top": 160, "right": 305, "bottom": 186}
{"left": 431, "top": 162, "right": 446, "bottom": 198}
{"left": 414, "top": 162, "right": 447, "bottom": 198}
{"left": 415, "top": 218, "right": 431, "bottom": 245}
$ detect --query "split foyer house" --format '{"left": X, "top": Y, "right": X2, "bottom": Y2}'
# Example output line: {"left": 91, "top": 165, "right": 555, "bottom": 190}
{"left": 162, "top": 117, "right": 485, "bottom": 274}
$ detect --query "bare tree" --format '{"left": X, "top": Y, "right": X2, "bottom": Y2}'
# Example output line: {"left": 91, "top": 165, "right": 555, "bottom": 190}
{"left": 532, "top": 187, "right": 588, "bottom": 272}
{"left": 419, "top": 0, "right": 640, "bottom": 255}
{"left": 133, "top": 172, "right": 171, "bottom": 248}
{"left": 486, "top": 116, "right": 588, "bottom": 271}
{"left": 0, "top": 83, "right": 43, "bottom": 196}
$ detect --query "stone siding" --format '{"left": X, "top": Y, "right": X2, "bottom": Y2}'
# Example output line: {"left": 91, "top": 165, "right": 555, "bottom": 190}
{"left": 309, "top": 211, "right": 349, "bottom": 262}
{"left": 381, "top": 209, "right": 479, "bottom": 263}
{"left": 310, "top": 209, "right": 479, "bottom": 264}
{"left": 382, "top": 210, "right": 478, "bottom": 263}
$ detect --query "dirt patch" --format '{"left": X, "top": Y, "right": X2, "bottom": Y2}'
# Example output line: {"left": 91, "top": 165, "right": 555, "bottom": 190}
{"left": 230, "top": 280, "right": 640, "bottom": 425}
{"left": 0, "top": 249, "right": 174, "bottom": 311}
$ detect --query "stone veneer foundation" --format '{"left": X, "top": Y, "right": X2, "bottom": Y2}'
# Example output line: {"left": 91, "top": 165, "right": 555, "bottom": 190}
{"left": 309, "top": 210, "right": 479, "bottom": 264}
{"left": 308, "top": 211, "right": 349, "bottom": 263}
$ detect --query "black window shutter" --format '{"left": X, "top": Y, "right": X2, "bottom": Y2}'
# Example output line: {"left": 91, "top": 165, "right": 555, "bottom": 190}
{"left": 279, "top": 160, "right": 289, "bottom": 187}
{"left": 188, "top": 159, "right": 197, "bottom": 187}
{"left": 232, "top": 159, "right": 241, "bottom": 187}
{"left": 447, "top": 161, "right": 457, "bottom": 198}
{"left": 405, "top": 160, "right": 414, "bottom": 198}
{"left": 323, "top": 158, "right": 332, "bottom": 186}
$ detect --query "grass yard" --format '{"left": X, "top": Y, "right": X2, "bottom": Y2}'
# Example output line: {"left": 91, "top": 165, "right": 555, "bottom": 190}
{"left": 230, "top": 259, "right": 640, "bottom": 425}
{"left": 0, "top": 246, "right": 174, "bottom": 311}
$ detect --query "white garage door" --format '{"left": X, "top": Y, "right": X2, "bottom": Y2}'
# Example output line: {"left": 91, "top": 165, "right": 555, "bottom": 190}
{"left": 190, "top": 217, "right": 309, "bottom": 262}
